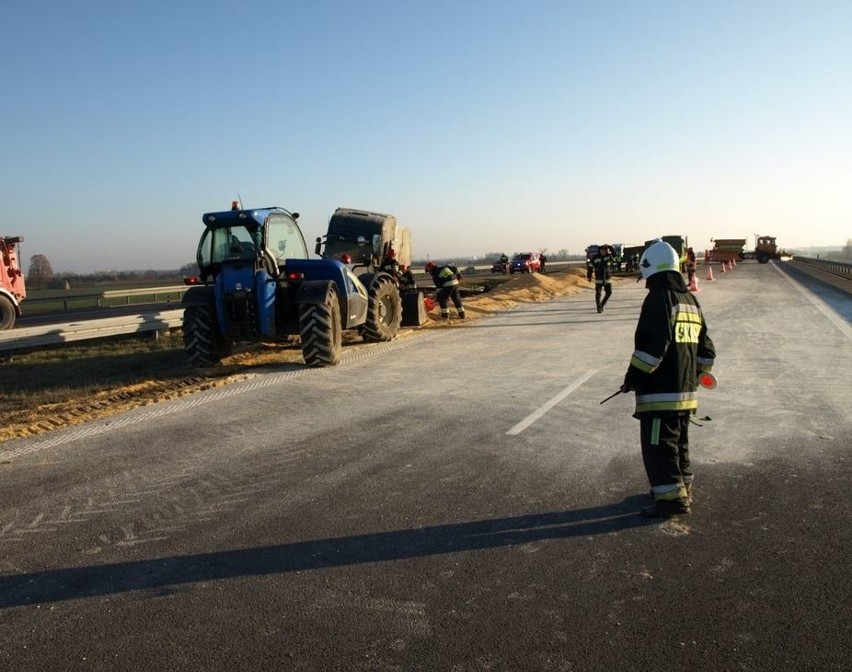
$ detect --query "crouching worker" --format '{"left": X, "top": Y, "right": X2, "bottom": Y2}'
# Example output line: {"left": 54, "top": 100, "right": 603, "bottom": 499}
{"left": 424, "top": 260, "right": 465, "bottom": 320}
{"left": 397, "top": 264, "right": 416, "bottom": 289}
{"left": 621, "top": 240, "right": 716, "bottom": 518}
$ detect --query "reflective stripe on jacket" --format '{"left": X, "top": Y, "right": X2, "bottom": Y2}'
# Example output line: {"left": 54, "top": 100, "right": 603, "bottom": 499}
{"left": 432, "top": 265, "right": 460, "bottom": 288}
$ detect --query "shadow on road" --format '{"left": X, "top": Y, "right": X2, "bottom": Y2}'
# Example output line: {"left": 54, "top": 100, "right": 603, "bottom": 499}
{"left": 0, "top": 496, "right": 656, "bottom": 608}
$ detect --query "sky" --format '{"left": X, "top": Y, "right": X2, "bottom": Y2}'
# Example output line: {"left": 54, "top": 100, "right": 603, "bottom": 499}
{"left": 2, "top": 0, "right": 851, "bottom": 274}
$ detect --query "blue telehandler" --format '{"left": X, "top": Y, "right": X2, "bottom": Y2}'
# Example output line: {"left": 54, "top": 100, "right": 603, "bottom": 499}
{"left": 181, "top": 202, "right": 401, "bottom": 367}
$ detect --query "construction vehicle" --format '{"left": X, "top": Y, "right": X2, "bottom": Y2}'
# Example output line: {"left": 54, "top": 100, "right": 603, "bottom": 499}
{"left": 710, "top": 235, "right": 791, "bottom": 264}
{"left": 708, "top": 238, "right": 746, "bottom": 264}
{"left": 622, "top": 245, "right": 645, "bottom": 272}
{"left": 315, "top": 207, "right": 426, "bottom": 326}
{"left": 181, "top": 202, "right": 401, "bottom": 368}
{"left": 0, "top": 235, "right": 26, "bottom": 330}
{"left": 752, "top": 235, "right": 791, "bottom": 263}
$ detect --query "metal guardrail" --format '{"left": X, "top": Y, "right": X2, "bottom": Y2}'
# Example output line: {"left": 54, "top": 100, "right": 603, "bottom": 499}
{"left": 0, "top": 310, "right": 184, "bottom": 352}
{"left": 792, "top": 257, "right": 852, "bottom": 279}
{"left": 25, "top": 285, "right": 188, "bottom": 310}
{"left": 2, "top": 265, "right": 589, "bottom": 354}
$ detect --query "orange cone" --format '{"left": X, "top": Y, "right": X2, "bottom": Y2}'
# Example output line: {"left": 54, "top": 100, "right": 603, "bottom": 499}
{"left": 706, "top": 265, "right": 714, "bottom": 281}
{"left": 721, "top": 261, "right": 727, "bottom": 273}
{"left": 689, "top": 274, "right": 699, "bottom": 292}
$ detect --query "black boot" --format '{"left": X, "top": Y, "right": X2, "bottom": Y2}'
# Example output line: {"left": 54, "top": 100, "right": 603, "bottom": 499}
{"left": 641, "top": 497, "right": 690, "bottom": 518}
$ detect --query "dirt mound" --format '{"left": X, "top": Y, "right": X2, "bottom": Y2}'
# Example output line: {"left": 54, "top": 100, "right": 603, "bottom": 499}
{"left": 423, "top": 268, "right": 591, "bottom": 323}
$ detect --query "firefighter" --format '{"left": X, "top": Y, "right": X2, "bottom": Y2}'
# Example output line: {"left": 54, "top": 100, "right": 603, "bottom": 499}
{"left": 380, "top": 248, "right": 400, "bottom": 277}
{"left": 620, "top": 240, "right": 716, "bottom": 518}
{"left": 685, "top": 247, "right": 697, "bottom": 286}
{"left": 424, "top": 260, "right": 465, "bottom": 320}
{"left": 397, "top": 264, "right": 416, "bottom": 289}
{"left": 587, "top": 244, "right": 613, "bottom": 313}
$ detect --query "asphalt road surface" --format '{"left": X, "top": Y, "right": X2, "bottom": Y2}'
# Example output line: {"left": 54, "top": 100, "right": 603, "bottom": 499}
{"left": 1, "top": 261, "right": 849, "bottom": 671}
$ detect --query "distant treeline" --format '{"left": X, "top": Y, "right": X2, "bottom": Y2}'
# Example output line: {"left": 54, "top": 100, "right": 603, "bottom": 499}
{"left": 44, "top": 264, "right": 199, "bottom": 289}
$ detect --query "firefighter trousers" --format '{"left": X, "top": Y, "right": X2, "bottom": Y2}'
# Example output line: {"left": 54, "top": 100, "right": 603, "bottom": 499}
{"left": 437, "top": 286, "right": 464, "bottom": 316}
{"left": 639, "top": 413, "right": 693, "bottom": 496}
{"left": 595, "top": 282, "right": 612, "bottom": 309}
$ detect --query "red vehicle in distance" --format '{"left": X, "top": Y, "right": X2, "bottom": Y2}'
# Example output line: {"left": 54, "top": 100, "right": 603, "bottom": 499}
{"left": 509, "top": 252, "right": 541, "bottom": 274}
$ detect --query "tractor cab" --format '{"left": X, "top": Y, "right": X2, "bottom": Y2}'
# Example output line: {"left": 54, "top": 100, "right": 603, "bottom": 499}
{"left": 195, "top": 204, "right": 308, "bottom": 281}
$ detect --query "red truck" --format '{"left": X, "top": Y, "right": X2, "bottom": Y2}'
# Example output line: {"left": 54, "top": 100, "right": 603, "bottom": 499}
{"left": 1, "top": 236, "right": 27, "bottom": 329}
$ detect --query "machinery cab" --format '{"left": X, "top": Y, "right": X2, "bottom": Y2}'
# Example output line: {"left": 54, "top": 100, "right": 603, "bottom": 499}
{"left": 315, "top": 207, "right": 411, "bottom": 270}
{"left": 755, "top": 235, "right": 777, "bottom": 254}
{"left": 195, "top": 202, "right": 308, "bottom": 280}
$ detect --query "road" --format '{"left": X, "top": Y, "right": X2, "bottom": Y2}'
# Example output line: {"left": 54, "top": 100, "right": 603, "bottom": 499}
{"left": 1, "top": 261, "right": 850, "bottom": 671}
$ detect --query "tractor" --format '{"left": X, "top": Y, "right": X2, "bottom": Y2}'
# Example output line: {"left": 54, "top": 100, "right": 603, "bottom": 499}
{"left": 0, "top": 235, "right": 26, "bottom": 330}
{"left": 181, "top": 202, "right": 401, "bottom": 368}
{"left": 754, "top": 235, "right": 791, "bottom": 263}
{"left": 315, "top": 207, "right": 426, "bottom": 326}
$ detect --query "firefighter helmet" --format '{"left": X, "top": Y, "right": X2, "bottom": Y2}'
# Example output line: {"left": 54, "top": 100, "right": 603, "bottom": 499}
{"left": 639, "top": 240, "right": 680, "bottom": 279}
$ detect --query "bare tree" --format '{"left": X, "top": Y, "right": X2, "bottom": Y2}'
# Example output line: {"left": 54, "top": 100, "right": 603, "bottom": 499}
{"left": 180, "top": 262, "right": 199, "bottom": 276}
{"left": 27, "top": 254, "right": 54, "bottom": 290}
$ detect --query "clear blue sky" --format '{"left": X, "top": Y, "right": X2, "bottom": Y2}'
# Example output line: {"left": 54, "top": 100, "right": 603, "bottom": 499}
{"left": 3, "top": 0, "right": 850, "bottom": 273}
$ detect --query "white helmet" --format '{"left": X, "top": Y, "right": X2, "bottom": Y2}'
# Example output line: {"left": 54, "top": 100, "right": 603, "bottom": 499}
{"left": 639, "top": 240, "right": 680, "bottom": 279}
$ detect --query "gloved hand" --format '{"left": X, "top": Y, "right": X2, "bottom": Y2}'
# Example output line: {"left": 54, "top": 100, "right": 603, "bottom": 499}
{"left": 621, "top": 369, "right": 643, "bottom": 393}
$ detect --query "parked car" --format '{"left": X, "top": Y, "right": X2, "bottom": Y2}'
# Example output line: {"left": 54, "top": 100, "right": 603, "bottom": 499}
{"left": 509, "top": 252, "right": 541, "bottom": 274}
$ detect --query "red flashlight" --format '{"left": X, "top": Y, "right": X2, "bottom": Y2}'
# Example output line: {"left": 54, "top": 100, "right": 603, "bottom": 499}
{"left": 699, "top": 372, "right": 717, "bottom": 389}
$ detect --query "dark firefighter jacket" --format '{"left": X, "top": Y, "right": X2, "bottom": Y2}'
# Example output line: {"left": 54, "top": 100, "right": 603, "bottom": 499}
{"left": 624, "top": 271, "right": 716, "bottom": 415}
{"left": 431, "top": 265, "right": 461, "bottom": 289}
{"left": 587, "top": 252, "right": 613, "bottom": 284}
{"left": 397, "top": 268, "right": 416, "bottom": 288}
{"left": 380, "top": 257, "right": 400, "bottom": 278}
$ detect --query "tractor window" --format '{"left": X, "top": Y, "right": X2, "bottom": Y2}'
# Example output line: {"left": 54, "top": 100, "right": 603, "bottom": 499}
{"left": 266, "top": 215, "right": 308, "bottom": 264}
{"left": 218, "top": 227, "right": 257, "bottom": 261}
{"left": 198, "top": 226, "right": 258, "bottom": 268}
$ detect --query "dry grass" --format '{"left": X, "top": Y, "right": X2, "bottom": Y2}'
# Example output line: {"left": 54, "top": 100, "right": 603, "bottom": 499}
{"left": 0, "top": 269, "right": 597, "bottom": 443}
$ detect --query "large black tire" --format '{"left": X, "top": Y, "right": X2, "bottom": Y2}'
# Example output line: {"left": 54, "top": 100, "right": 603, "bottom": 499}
{"left": 183, "top": 305, "right": 233, "bottom": 367}
{"left": 401, "top": 290, "right": 427, "bottom": 327}
{"left": 756, "top": 252, "right": 770, "bottom": 264}
{"left": 0, "top": 295, "right": 16, "bottom": 330}
{"left": 362, "top": 276, "right": 402, "bottom": 342}
{"left": 299, "top": 286, "right": 342, "bottom": 367}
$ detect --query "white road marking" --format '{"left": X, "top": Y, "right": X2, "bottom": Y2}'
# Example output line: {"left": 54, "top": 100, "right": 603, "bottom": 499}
{"left": 774, "top": 263, "right": 852, "bottom": 341}
{"left": 506, "top": 370, "right": 598, "bottom": 435}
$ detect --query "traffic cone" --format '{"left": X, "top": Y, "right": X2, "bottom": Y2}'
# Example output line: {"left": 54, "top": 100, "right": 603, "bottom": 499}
{"left": 706, "top": 265, "right": 714, "bottom": 281}
{"left": 688, "top": 274, "right": 699, "bottom": 292}
{"left": 721, "top": 261, "right": 727, "bottom": 274}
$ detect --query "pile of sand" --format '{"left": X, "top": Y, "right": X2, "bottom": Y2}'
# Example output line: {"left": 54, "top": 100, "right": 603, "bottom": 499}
{"left": 422, "top": 268, "right": 593, "bottom": 325}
